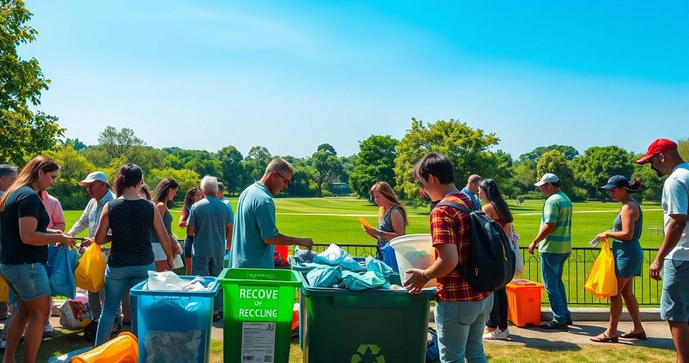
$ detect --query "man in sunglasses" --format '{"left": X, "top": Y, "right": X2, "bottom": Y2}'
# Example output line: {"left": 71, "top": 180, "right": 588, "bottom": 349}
{"left": 230, "top": 157, "right": 313, "bottom": 268}
{"left": 637, "top": 138, "right": 689, "bottom": 362}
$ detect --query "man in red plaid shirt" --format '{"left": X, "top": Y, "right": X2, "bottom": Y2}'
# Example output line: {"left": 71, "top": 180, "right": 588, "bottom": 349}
{"left": 404, "top": 152, "right": 493, "bottom": 363}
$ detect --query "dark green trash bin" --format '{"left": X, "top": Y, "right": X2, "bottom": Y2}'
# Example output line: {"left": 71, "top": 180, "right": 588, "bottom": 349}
{"left": 299, "top": 273, "right": 434, "bottom": 363}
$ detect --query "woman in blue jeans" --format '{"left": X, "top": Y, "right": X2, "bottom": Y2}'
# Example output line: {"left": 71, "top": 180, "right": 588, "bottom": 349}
{"left": 591, "top": 176, "right": 646, "bottom": 343}
{"left": 0, "top": 156, "right": 75, "bottom": 363}
{"left": 93, "top": 163, "right": 174, "bottom": 346}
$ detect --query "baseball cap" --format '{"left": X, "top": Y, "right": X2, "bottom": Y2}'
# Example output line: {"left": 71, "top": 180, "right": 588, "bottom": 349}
{"left": 636, "top": 138, "right": 677, "bottom": 165}
{"left": 534, "top": 173, "right": 559, "bottom": 187}
{"left": 598, "top": 175, "right": 631, "bottom": 191}
{"left": 79, "top": 171, "right": 109, "bottom": 186}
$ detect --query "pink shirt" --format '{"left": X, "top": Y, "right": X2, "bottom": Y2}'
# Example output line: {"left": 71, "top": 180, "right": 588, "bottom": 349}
{"left": 42, "top": 191, "right": 66, "bottom": 231}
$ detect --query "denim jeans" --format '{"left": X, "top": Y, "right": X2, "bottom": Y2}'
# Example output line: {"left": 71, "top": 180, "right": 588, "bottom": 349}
{"left": 191, "top": 255, "right": 223, "bottom": 312}
{"left": 540, "top": 252, "right": 571, "bottom": 324}
{"left": 95, "top": 263, "right": 154, "bottom": 346}
{"left": 486, "top": 287, "right": 507, "bottom": 330}
{"left": 434, "top": 295, "right": 494, "bottom": 363}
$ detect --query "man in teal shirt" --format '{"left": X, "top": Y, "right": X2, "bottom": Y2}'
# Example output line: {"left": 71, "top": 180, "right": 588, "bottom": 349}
{"left": 230, "top": 158, "right": 313, "bottom": 268}
{"left": 528, "top": 173, "right": 573, "bottom": 330}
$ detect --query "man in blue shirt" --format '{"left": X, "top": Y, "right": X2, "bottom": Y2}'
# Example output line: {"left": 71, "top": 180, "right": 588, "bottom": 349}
{"left": 187, "top": 175, "right": 233, "bottom": 320}
{"left": 460, "top": 174, "right": 482, "bottom": 211}
{"left": 230, "top": 158, "right": 313, "bottom": 268}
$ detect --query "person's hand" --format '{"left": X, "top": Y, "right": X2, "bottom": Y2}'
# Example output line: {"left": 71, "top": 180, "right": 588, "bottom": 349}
{"left": 166, "top": 256, "right": 175, "bottom": 271}
{"left": 528, "top": 241, "right": 538, "bottom": 255}
{"left": 650, "top": 258, "right": 663, "bottom": 281}
{"left": 60, "top": 234, "right": 76, "bottom": 248}
{"left": 362, "top": 226, "right": 379, "bottom": 239}
{"left": 596, "top": 232, "right": 608, "bottom": 241}
{"left": 403, "top": 268, "right": 428, "bottom": 295}
{"left": 300, "top": 238, "right": 314, "bottom": 250}
{"left": 174, "top": 242, "right": 183, "bottom": 256}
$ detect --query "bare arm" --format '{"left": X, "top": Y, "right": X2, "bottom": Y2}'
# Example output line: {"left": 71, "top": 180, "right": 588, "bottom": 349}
{"left": 226, "top": 222, "right": 233, "bottom": 251}
{"left": 650, "top": 214, "right": 688, "bottom": 280}
{"left": 94, "top": 206, "right": 113, "bottom": 245}
{"left": 528, "top": 223, "right": 556, "bottom": 254}
{"left": 19, "top": 217, "right": 75, "bottom": 247}
{"left": 152, "top": 204, "right": 174, "bottom": 261}
{"left": 179, "top": 208, "right": 189, "bottom": 228}
{"left": 600, "top": 204, "right": 636, "bottom": 241}
{"left": 264, "top": 234, "right": 313, "bottom": 249}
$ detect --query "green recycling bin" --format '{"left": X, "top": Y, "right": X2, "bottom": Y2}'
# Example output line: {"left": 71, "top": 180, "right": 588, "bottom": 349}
{"left": 299, "top": 274, "right": 434, "bottom": 363}
{"left": 218, "top": 268, "right": 301, "bottom": 363}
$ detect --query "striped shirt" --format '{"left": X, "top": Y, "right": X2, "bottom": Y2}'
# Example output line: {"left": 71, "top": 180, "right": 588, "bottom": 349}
{"left": 538, "top": 191, "right": 572, "bottom": 254}
{"left": 430, "top": 193, "right": 491, "bottom": 302}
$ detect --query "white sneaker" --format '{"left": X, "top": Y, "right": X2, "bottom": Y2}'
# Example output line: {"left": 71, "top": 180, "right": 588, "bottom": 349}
{"left": 483, "top": 329, "right": 510, "bottom": 340}
{"left": 43, "top": 321, "right": 54, "bottom": 336}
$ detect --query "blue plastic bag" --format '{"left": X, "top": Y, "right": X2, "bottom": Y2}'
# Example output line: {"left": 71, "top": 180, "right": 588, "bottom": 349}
{"left": 46, "top": 245, "right": 78, "bottom": 299}
{"left": 313, "top": 244, "right": 366, "bottom": 272}
{"left": 306, "top": 266, "right": 343, "bottom": 288}
{"left": 380, "top": 242, "right": 399, "bottom": 273}
{"left": 342, "top": 270, "right": 387, "bottom": 290}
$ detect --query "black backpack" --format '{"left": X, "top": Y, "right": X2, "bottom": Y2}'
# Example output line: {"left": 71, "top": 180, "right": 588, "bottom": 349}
{"left": 436, "top": 201, "right": 515, "bottom": 292}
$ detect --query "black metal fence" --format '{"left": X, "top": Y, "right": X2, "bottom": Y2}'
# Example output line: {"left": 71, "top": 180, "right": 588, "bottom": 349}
{"left": 313, "top": 243, "right": 662, "bottom": 306}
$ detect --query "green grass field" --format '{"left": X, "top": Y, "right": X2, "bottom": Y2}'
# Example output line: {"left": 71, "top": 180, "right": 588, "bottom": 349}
{"left": 63, "top": 197, "right": 665, "bottom": 249}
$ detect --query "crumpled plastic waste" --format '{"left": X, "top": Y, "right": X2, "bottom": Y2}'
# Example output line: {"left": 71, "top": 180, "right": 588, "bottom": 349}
{"left": 306, "top": 265, "right": 343, "bottom": 288}
{"left": 58, "top": 299, "right": 92, "bottom": 330}
{"left": 341, "top": 270, "right": 387, "bottom": 290}
{"left": 313, "top": 244, "right": 366, "bottom": 272}
{"left": 293, "top": 247, "right": 317, "bottom": 264}
{"left": 145, "top": 271, "right": 208, "bottom": 291}
{"left": 144, "top": 330, "right": 201, "bottom": 363}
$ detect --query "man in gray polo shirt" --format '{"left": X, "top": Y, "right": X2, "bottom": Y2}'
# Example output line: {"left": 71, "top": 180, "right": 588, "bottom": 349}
{"left": 187, "top": 175, "right": 233, "bottom": 320}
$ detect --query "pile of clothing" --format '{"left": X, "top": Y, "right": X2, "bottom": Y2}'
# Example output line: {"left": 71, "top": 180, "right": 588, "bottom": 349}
{"left": 292, "top": 244, "right": 395, "bottom": 290}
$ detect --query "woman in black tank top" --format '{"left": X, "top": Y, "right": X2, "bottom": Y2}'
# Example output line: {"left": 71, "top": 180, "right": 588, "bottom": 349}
{"left": 92, "top": 164, "right": 174, "bottom": 347}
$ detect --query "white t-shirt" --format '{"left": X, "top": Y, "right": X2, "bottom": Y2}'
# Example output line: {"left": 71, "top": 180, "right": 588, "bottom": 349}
{"left": 663, "top": 163, "right": 689, "bottom": 261}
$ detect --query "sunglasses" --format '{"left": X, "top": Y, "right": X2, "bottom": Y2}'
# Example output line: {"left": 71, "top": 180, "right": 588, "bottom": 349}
{"left": 276, "top": 172, "right": 291, "bottom": 185}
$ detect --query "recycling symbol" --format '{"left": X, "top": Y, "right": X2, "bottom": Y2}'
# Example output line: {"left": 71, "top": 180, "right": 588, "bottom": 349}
{"left": 351, "top": 344, "right": 385, "bottom": 363}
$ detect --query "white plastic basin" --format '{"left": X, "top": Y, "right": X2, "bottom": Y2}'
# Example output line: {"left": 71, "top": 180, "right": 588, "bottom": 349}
{"left": 389, "top": 234, "right": 436, "bottom": 288}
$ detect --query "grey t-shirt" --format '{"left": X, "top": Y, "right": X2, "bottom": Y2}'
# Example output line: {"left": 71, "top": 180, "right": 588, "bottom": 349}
{"left": 188, "top": 196, "right": 232, "bottom": 258}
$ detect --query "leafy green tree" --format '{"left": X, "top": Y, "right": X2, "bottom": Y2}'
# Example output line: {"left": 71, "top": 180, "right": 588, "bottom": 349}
{"left": 1, "top": 0, "right": 63, "bottom": 165}
{"left": 61, "top": 138, "right": 87, "bottom": 151}
{"left": 217, "top": 146, "right": 244, "bottom": 195}
{"left": 536, "top": 150, "right": 580, "bottom": 199}
{"left": 630, "top": 152, "right": 664, "bottom": 203}
{"left": 98, "top": 126, "right": 144, "bottom": 159}
{"left": 349, "top": 135, "right": 398, "bottom": 198}
{"left": 394, "top": 118, "right": 510, "bottom": 200}
{"left": 338, "top": 154, "right": 357, "bottom": 184}
{"left": 570, "top": 146, "right": 635, "bottom": 198}
{"left": 678, "top": 138, "right": 689, "bottom": 162}
{"left": 312, "top": 143, "right": 342, "bottom": 197}
{"left": 242, "top": 146, "right": 272, "bottom": 185}
{"left": 44, "top": 144, "right": 96, "bottom": 209}
{"left": 512, "top": 159, "right": 538, "bottom": 194}
{"left": 519, "top": 145, "right": 579, "bottom": 162}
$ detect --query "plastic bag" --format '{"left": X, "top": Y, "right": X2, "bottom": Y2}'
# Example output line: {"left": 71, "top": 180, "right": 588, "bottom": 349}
{"left": 342, "top": 270, "right": 387, "bottom": 290}
{"left": 143, "top": 330, "right": 201, "bottom": 363}
{"left": 313, "top": 244, "right": 366, "bottom": 272}
{"left": 379, "top": 243, "right": 399, "bottom": 273}
{"left": 0, "top": 276, "right": 9, "bottom": 303}
{"left": 584, "top": 239, "right": 618, "bottom": 300}
{"left": 145, "top": 271, "right": 208, "bottom": 291}
{"left": 59, "top": 299, "right": 93, "bottom": 329}
{"left": 46, "top": 245, "right": 78, "bottom": 299}
{"left": 72, "top": 331, "right": 138, "bottom": 363}
{"left": 306, "top": 265, "right": 343, "bottom": 287}
{"left": 75, "top": 243, "right": 106, "bottom": 293}
{"left": 509, "top": 224, "right": 524, "bottom": 276}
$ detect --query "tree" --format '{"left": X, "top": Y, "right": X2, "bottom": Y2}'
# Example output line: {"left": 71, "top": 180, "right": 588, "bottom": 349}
{"left": 519, "top": 145, "right": 579, "bottom": 162}
{"left": 536, "top": 150, "right": 578, "bottom": 199}
{"left": 44, "top": 144, "right": 96, "bottom": 209}
{"left": 631, "top": 152, "right": 664, "bottom": 203}
{"left": 97, "top": 126, "right": 144, "bottom": 159}
{"left": 349, "top": 135, "right": 398, "bottom": 199}
{"left": 511, "top": 159, "right": 538, "bottom": 195}
{"left": 217, "top": 146, "right": 244, "bottom": 194}
{"left": 1, "top": 0, "right": 64, "bottom": 165}
{"left": 394, "top": 118, "right": 510, "bottom": 200}
{"left": 570, "top": 146, "right": 635, "bottom": 198}
{"left": 148, "top": 168, "right": 201, "bottom": 203}
{"left": 61, "top": 138, "right": 87, "bottom": 152}
{"left": 679, "top": 138, "right": 689, "bottom": 162}
{"left": 312, "top": 143, "right": 342, "bottom": 197}
{"left": 243, "top": 146, "right": 272, "bottom": 185}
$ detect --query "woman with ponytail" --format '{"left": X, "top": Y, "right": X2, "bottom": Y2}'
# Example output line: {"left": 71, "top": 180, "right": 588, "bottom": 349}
{"left": 591, "top": 176, "right": 646, "bottom": 343}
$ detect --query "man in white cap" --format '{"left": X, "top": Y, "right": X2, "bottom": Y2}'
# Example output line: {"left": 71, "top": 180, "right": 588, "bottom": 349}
{"left": 528, "top": 173, "right": 573, "bottom": 330}
{"left": 67, "top": 171, "right": 115, "bottom": 321}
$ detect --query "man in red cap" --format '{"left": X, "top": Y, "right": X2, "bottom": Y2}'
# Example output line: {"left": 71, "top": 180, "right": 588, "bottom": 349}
{"left": 637, "top": 138, "right": 689, "bottom": 361}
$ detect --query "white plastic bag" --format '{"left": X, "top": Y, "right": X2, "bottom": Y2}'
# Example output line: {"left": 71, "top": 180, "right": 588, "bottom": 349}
{"left": 145, "top": 271, "right": 208, "bottom": 291}
{"left": 58, "top": 299, "right": 92, "bottom": 330}
{"left": 172, "top": 240, "right": 184, "bottom": 269}
{"left": 510, "top": 224, "right": 524, "bottom": 276}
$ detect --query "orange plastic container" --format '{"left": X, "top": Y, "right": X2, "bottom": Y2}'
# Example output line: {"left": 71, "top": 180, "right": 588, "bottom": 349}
{"left": 72, "top": 331, "right": 138, "bottom": 363}
{"left": 506, "top": 279, "right": 545, "bottom": 327}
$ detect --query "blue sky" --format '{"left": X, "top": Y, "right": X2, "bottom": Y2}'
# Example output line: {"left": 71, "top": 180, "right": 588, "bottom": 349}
{"left": 22, "top": 1, "right": 689, "bottom": 159}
